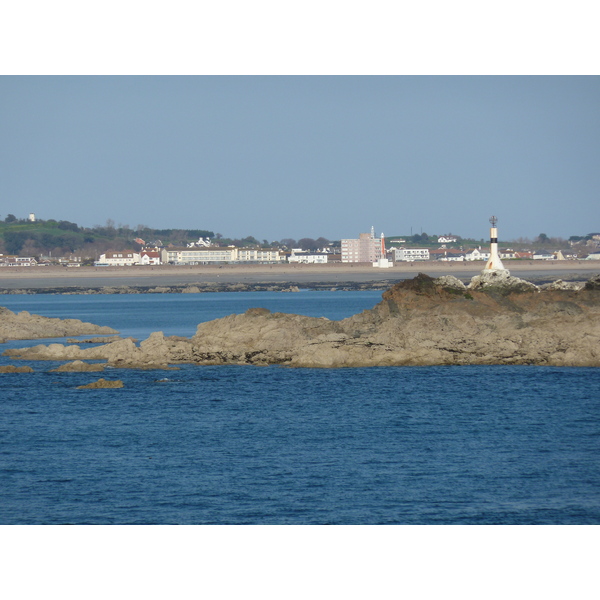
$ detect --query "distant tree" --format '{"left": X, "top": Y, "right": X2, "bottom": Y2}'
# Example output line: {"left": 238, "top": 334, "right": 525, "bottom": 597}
{"left": 4, "top": 230, "right": 28, "bottom": 254}
{"left": 241, "top": 236, "right": 260, "bottom": 247}
{"left": 315, "top": 237, "right": 330, "bottom": 249}
{"left": 21, "top": 238, "right": 40, "bottom": 257}
{"left": 536, "top": 233, "right": 549, "bottom": 243}
{"left": 4, "top": 214, "right": 17, "bottom": 223}
{"left": 57, "top": 220, "right": 79, "bottom": 232}
{"left": 298, "top": 238, "right": 319, "bottom": 251}
{"left": 279, "top": 238, "right": 297, "bottom": 249}
{"left": 411, "top": 233, "right": 429, "bottom": 244}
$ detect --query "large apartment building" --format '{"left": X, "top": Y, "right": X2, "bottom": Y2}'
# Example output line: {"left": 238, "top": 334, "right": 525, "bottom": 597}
{"left": 341, "top": 231, "right": 384, "bottom": 263}
{"left": 164, "top": 246, "right": 284, "bottom": 265}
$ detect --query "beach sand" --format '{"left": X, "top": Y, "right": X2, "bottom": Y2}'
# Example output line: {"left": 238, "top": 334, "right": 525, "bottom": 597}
{"left": 0, "top": 261, "right": 598, "bottom": 290}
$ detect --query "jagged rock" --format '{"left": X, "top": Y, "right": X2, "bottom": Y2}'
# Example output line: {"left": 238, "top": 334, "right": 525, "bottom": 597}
{"left": 585, "top": 274, "right": 600, "bottom": 290}
{"left": 182, "top": 286, "right": 201, "bottom": 293}
{"left": 77, "top": 378, "right": 124, "bottom": 389}
{"left": 5, "top": 274, "right": 600, "bottom": 368}
{"left": 0, "top": 306, "right": 118, "bottom": 341}
{"left": 0, "top": 365, "right": 34, "bottom": 373}
{"left": 539, "top": 280, "right": 585, "bottom": 291}
{"left": 468, "top": 270, "right": 539, "bottom": 293}
{"left": 434, "top": 275, "right": 467, "bottom": 290}
{"left": 50, "top": 360, "right": 105, "bottom": 372}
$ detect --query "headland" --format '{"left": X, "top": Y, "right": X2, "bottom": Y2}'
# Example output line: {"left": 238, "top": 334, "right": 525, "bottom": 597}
{"left": 5, "top": 272, "right": 600, "bottom": 368}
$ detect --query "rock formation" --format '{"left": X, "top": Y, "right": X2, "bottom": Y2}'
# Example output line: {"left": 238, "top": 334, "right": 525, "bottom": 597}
{"left": 4, "top": 273, "right": 600, "bottom": 368}
{"left": 0, "top": 306, "right": 117, "bottom": 343}
{"left": 0, "top": 365, "right": 34, "bottom": 373}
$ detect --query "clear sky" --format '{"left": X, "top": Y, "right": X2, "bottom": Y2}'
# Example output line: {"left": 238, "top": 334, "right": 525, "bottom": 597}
{"left": 1, "top": 76, "right": 598, "bottom": 242}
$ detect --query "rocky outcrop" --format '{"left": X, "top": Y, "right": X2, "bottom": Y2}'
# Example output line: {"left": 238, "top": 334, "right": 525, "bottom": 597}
{"left": 4, "top": 274, "right": 600, "bottom": 368}
{"left": 0, "top": 307, "right": 117, "bottom": 342}
{"left": 0, "top": 365, "right": 34, "bottom": 373}
{"left": 77, "top": 378, "right": 123, "bottom": 389}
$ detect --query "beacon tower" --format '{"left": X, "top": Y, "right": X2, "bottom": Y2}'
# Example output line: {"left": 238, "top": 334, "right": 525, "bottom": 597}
{"left": 484, "top": 216, "right": 506, "bottom": 272}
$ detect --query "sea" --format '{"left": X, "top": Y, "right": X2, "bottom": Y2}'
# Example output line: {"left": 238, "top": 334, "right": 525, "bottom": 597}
{"left": 1, "top": 290, "right": 599, "bottom": 525}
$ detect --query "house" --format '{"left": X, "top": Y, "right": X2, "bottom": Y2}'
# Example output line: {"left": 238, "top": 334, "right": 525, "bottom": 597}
{"left": 533, "top": 252, "right": 555, "bottom": 260}
{"left": 438, "top": 236, "right": 458, "bottom": 244}
{"left": 430, "top": 249, "right": 465, "bottom": 261}
{"left": 140, "top": 251, "right": 161, "bottom": 266}
{"left": 464, "top": 248, "right": 490, "bottom": 261}
{"left": 96, "top": 251, "right": 141, "bottom": 266}
{"left": 0, "top": 255, "right": 38, "bottom": 267}
{"left": 585, "top": 252, "right": 600, "bottom": 260}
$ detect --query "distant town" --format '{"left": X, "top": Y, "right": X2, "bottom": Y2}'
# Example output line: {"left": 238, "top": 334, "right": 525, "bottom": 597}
{"left": 1, "top": 212, "right": 599, "bottom": 268}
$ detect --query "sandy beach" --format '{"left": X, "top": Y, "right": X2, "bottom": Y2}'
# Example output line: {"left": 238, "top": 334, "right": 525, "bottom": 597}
{"left": 0, "top": 261, "right": 598, "bottom": 291}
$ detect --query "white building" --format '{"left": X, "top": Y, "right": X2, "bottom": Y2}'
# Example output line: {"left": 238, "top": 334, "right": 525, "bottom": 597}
{"left": 393, "top": 248, "right": 430, "bottom": 262}
{"left": 164, "top": 246, "right": 284, "bottom": 265}
{"left": 464, "top": 248, "right": 490, "bottom": 261}
{"left": 236, "top": 248, "right": 284, "bottom": 263}
{"left": 140, "top": 251, "right": 161, "bottom": 265}
{"left": 0, "top": 255, "right": 38, "bottom": 267}
{"left": 96, "top": 251, "right": 141, "bottom": 266}
{"left": 288, "top": 250, "right": 328, "bottom": 264}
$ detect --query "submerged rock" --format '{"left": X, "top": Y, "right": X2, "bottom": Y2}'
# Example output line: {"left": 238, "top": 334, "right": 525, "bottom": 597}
{"left": 66, "top": 336, "right": 137, "bottom": 344}
{"left": 77, "top": 378, "right": 124, "bottom": 389}
{"left": 50, "top": 360, "right": 105, "bottom": 372}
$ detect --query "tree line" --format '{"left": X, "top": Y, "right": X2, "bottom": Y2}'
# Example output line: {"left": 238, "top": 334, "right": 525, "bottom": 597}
{"left": 0, "top": 215, "right": 334, "bottom": 258}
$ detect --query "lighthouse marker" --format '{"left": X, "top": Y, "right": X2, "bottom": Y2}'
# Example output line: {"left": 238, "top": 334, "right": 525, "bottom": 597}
{"left": 484, "top": 216, "right": 507, "bottom": 272}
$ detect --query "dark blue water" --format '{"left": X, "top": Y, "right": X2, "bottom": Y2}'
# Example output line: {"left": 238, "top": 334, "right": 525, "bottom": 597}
{"left": 1, "top": 292, "right": 599, "bottom": 524}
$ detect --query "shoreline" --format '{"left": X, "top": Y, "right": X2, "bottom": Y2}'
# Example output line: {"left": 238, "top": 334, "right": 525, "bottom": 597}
{"left": 0, "top": 261, "right": 598, "bottom": 293}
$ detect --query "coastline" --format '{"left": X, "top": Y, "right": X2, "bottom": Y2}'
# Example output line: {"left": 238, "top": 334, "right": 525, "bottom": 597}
{"left": 0, "top": 261, "right": 598, "bottom": 293}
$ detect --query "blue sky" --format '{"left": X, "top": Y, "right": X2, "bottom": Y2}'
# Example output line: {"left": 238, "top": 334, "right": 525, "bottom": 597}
{"left": 1, "top": 76, "right": 598, "bottom": 242}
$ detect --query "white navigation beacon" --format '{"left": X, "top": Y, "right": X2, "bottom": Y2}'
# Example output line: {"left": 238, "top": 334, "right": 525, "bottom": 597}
{"left": 484, "top": 215, "right": 506, "bottom": 272}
